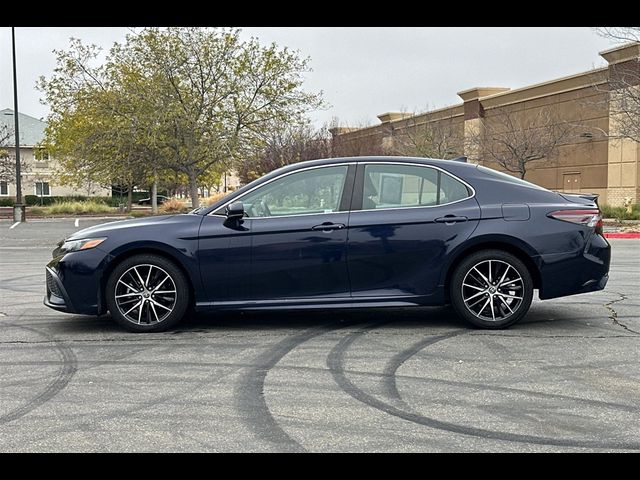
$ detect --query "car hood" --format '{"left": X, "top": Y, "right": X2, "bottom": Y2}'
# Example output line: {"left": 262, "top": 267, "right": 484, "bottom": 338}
{"left": 65, "top": 214, "right": 181, "bottom": 241}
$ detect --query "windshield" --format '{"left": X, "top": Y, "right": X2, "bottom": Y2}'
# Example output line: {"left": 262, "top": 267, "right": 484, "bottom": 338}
{"left": 476, "top": 165, "right": 548, "bottom": 191}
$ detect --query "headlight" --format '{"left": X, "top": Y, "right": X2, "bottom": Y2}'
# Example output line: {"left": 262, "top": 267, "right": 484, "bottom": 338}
{"left": 60, "top": 237, "right": 107, "bottom": 253}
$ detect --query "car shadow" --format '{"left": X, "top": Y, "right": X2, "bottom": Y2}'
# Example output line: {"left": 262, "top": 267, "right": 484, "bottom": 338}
{"left": 50, "top": 306, "right": 469, "bottom": 335}
{"left": 48, "top": 304, "right": 588, "bottom": 336}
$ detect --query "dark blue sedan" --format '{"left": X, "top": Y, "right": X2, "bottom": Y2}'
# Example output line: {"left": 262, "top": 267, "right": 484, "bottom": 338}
{"left": 44, "top": 156, "right": 611, "bottom": 332}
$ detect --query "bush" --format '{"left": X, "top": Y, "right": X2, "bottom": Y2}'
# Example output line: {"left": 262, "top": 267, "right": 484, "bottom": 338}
{"left": 0, "top": 198, "right": 14, "bottom": 206}
{"left": 28, "top": 206, "right": 46, "bottom": 215}
{"left": 47, "top": 201, "right": 113, "bottom": 215}
{"left": 600, "top": 203, "right": 640, "bottom": 221}
{"left": 202, "top": 192, "right": 229, "bottom": 207}
{"left": 159, "top": 198, "right": 188, "bottom": 214}
{"left": 24, "top": 195, "right": 121, "bottom": 206}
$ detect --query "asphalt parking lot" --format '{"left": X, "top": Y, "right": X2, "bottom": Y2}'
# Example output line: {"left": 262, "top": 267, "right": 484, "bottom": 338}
{"left": 0, "top": 217, "right": 638, "bottom": 452}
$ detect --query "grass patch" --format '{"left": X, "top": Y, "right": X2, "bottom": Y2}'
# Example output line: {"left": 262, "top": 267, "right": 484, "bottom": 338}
{"left": 46, "top": 201, "right": 113, "bottom": 215}
{"left": 600, "top": 203, "right": 640, "bottom": 221}
{"left": 28, "top": 207, "right": 47, "bottom": 215}
{"left": 129, "top": 210, "right": 150, "bottom": 218}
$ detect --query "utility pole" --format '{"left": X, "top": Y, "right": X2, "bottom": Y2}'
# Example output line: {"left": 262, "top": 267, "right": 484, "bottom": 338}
{"left": 12, "top": 27, "right": 25, "bottom": 222}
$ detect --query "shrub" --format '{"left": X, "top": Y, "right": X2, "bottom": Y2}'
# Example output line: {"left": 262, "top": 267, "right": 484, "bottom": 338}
{"left": 0, "top": 198, "right": 14, "bottom": 207}
{"left": 600, "top": 203, "right": 640, "bottom": 221}
{"left": 202, "top": 192, "right": 229, "bottom": 207}
{"left": 24, "top": 195, "right": 121, "bottom": 206}
{"left": 47, "top": 201, "right": 113, "bottom": 215}
{"left": 28, "top": 206, "right": 46, "bottom": 215}
{"left": 159, "top": 198, "right": 188, "bottom": 214}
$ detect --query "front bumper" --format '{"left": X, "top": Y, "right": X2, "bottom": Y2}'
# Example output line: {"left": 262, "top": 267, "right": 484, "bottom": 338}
{"left": 44, "top": 266, "right": 76, "bottom": 313}
{"left": 43, "top": 250, "right": 108, "bottom": 315}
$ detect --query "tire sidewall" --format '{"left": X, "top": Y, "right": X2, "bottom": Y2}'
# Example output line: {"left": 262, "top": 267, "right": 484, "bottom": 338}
{"left": 450, "top": 250, "right": 533, "bottom": 329}
{"left": 105, "top": 254, "right": 190, "bottom": 332}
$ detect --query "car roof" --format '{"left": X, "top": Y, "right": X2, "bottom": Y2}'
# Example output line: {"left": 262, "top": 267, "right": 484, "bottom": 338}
{"left": 267, "top": 155, "right": 477, "bottom": 176}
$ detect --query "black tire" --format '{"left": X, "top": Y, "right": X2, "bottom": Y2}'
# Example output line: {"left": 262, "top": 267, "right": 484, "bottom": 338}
{"left": 105, "top": 254, "right": 190, "bottom": 332}
{"left": 449, "top": 249, "right": 533, "bottom": 329}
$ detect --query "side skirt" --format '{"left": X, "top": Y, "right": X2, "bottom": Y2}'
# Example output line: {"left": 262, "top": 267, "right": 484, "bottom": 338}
{"left": 194, "top": 294, "right": 444, "bottom": 313}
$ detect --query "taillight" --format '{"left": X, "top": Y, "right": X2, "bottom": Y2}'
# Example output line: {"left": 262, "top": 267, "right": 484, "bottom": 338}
{"left": 548, "top": 209, "right": 603, "bottom": 234}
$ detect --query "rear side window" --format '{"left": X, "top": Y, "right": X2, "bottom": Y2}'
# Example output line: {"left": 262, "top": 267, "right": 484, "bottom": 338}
{"left": 362, "top": 164, "right": 471, "bottom": 210}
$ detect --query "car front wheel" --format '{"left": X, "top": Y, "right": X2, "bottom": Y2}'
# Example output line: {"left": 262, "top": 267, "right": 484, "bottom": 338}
{"left": 105, "top": 254, "right": 190, "bottom": 332}
{"left": 450, "top": 250, "right": 533, "bottom": 329}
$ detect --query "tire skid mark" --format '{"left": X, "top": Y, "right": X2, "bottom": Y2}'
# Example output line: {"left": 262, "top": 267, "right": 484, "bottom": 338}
{"left": 381, "top": 330, "right": 465, "bottom": 406}
{"left": 327, "top": 326, "right": 640, "bottom": 451}
{"left": 0, "top": 323, "right": 77, "bottom": 425}
{"left": 235, "top": 322, "right": 345, "bottom": 452}
{"left": 14, "top": 340, "right": 259, "bottom": 449}
{"left": 384, "top": 335, "right": 640, "bottom": 414}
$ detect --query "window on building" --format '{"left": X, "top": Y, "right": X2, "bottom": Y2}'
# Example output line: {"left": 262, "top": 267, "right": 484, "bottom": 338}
{"left": 35, "top": 148, "right": 50, "bottom": 161}
{"left": 0, "top": 181, "right": 8, "bottom": 196}
{"left": 35, "top": 181, "right": 51, "bottom": 196}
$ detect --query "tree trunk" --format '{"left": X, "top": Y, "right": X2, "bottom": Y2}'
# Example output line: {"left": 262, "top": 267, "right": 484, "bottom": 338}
{"left": 151, "top": 178, "right": 158, "bottom": 214}
{"left": 127, "top": 184, "right": 133, "bottom": 212}
{"left": 188, "top": 172, "right": 199, "bottom": 209}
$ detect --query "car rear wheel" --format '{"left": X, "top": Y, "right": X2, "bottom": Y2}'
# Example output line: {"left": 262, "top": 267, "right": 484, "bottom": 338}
{"left": 105, "top": 254, "right": 190, "bottom": 332}
{"left": 450, "top": 250, "right": 533, "bottom": 329}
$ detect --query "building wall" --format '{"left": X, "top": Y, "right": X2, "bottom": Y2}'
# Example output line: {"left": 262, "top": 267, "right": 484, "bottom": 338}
{"left": 330, "top": 43, "right": 640, "bottom": 207}
{"left": 0, "top": 146, "right": 111, "bottom": 200}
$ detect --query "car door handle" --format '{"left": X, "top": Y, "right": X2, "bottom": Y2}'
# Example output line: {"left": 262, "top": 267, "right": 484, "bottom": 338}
{"left": 311, "top": 222, "right": 346, "bottom": 232}
{"left": 434, "top": 215, "right": 468, "bottom": 224}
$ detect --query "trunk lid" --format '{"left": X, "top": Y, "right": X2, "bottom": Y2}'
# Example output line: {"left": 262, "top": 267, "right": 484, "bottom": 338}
{"left": 556, "top": 192, "right": 599, "bottom": 208}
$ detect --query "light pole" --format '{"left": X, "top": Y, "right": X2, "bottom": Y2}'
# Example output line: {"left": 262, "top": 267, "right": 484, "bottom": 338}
{"left": 11, "top": 27, "right": 25, "bottom": 222}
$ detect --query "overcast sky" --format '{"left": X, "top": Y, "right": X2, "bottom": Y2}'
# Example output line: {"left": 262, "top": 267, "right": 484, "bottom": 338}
{"left": 0, "top": 27, "right": 617, "bottom": 128}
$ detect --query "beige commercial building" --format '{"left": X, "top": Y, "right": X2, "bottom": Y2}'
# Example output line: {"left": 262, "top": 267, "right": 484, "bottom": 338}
{"left": 1, "top": 109, "right": 112, "bottom": 200}
{"left": 330, "top": 43, "right": 640, "bottom": 207}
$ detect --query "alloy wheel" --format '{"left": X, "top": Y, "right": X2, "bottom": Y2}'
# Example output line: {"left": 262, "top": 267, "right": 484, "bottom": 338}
{"left": 461, "top": 259, "right": 524, "bottom": 322}
{"left": 114, "top": 264, "right": 177, "bottom": 325}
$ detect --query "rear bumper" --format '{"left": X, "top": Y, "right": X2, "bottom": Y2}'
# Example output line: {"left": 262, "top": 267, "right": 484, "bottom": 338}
{"left": 537, "top": 233, "right": 611, "bottom": 300}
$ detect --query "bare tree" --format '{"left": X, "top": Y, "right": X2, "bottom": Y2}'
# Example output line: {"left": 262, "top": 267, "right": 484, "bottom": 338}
{"left": 392, "top": 114, "right": 464, "bottom": 159}
{"left": 595, "top": 28, "right": 640, "bottom": 142}
{"left": 237, "top": 123, "right": 331, "bottom": 184}
{"left": 329, "top": 119, "right": 387, "bottom": 157}
{"left": 0, "top": 124, "right": 31, "bottom": 185}
{"left": 0, "top": 125, "right": 10, "bottom": 181}
{"left": 596, "top": 27, "right": 640, "bottom": 43}
{"left": 469, "top": 107, "right": 574, "bottom": 179}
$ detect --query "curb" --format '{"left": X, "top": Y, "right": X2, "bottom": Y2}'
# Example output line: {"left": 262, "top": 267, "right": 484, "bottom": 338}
{"left": 604, "top": 232, "right": 640, "bottom": 239}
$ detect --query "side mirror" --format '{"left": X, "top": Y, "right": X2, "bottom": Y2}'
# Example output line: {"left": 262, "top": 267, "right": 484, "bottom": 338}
{"left": 225, "top": 201, "right": 245, "bottom": 220}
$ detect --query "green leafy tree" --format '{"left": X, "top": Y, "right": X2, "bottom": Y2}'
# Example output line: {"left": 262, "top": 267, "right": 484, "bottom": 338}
{"left": 40, "top": 28, "right": 325, "bottom": 209}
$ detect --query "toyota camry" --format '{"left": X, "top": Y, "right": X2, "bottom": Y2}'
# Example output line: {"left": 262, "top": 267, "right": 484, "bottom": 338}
{"left": 44, "top": 156, "right": 611, "bottom": 332}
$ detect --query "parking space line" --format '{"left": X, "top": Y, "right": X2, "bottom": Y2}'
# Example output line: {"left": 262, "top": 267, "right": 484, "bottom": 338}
{"left": 9, "top": 222, "right": 20, "bottom": 229}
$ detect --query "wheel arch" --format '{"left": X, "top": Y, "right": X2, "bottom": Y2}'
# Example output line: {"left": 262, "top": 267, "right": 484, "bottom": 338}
{"left": 442, "top": 236, "right": 542, "bottom": 303}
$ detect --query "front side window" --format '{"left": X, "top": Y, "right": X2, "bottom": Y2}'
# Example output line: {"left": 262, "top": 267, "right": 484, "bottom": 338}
{"left": 362, "top": 164, "right": 471, "bottom": 210}
{"left": 237, "top": 165, "right": 348, "bottom": 218}
{"left": 35, "top": 181, "right": 51, "bottom": 196}
{"left": 0, "top": 181, "right": 8, "bottom": 196}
